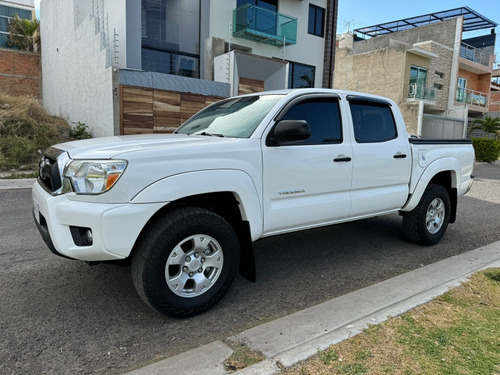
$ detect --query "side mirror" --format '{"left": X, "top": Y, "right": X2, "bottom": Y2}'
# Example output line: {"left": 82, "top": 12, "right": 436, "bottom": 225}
{"left": 270, "top": 120, "right": 311, "bottom": 146}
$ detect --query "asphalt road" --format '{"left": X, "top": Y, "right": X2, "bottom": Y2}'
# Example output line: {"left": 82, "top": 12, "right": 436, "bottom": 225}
{"left": 1, "top": 163, "right": 499, "bottom": 374}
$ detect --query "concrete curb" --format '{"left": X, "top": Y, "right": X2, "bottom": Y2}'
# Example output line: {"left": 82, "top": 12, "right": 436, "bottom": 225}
{"left": 127, "top": 241, "right": 500, "bottom": 375}
{"left": 0, "top": 178, "right": 36, "bottom": 190}
{"left": 128, "top": 341, "right": 233, "bottom": 375}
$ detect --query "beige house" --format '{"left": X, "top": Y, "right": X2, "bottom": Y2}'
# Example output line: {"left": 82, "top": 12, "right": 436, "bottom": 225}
{"left": 335, "top": 7, "right": 497, "bottom": 138}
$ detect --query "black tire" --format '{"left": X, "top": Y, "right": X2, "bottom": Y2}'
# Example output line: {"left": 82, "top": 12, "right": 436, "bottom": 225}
{"left": 131, "top": 207, "right": 240, "bottom": 318}
{"left": 402, "top": 184, "right": 451, "bottom": 246}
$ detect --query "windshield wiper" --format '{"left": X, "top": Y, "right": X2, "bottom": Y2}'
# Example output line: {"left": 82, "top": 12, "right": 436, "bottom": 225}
{"left": 199, "top": 132, "right": 224, "bottom": 137}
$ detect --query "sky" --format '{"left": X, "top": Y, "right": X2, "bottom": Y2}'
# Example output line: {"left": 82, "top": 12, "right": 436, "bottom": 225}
{"left": 34, "top": 0, "right": 40, "bottom": 19}
{"left": 336, "top": 0, "right": 499, "bottom": 64}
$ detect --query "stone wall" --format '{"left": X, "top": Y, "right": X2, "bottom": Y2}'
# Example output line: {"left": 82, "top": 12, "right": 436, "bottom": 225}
{"left": 334, "top": 47, "right": 405, "bottom": 101}
{"left": 0, "top": 48, "right": 41, "bottom": 98}
{"left": 352, "top": 18, "right": 458, "bottom": 54}
{"left": 416, "top": 41, "right": 454, "bottom": 112}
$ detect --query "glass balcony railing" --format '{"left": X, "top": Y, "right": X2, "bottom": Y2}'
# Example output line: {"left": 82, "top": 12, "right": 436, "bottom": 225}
{"left": 407, "top": 83, "right": 437, "bottom": 102}
{"left": 460, "top": 43, "right": 491, "bottom": 67}
{"left": 232, "top": 4, "right": 297, "bottom": 47}
{"left": 456, "top": 87, "right": 488, "bottom": 107}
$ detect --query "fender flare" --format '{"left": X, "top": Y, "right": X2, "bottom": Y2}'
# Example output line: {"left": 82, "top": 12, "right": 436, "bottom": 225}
{"left": 131, "top": 169, "right": 263, "bottom": 241}
{"left": 402, "top": 157, "right": 460, "bottom": 212}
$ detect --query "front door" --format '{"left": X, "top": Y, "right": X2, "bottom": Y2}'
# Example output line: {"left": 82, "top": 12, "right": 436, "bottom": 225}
{"left": 262, "top": 95, "right": 353, "bottom": 235}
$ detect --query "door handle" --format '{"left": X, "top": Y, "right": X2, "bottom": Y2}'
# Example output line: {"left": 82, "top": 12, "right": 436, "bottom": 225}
{"left": 333, "top": 157, "right": 352, "bottom": 162}
{"left": 393, "top": 153, "right": 407, "bottom": 159}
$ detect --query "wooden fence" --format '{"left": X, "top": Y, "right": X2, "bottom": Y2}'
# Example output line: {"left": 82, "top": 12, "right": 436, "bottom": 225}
{"left": 120, "top": 85, "right": 223, "bottom": 135}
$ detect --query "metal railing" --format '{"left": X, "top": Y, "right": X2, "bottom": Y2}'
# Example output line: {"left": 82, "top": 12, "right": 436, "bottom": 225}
{"left": 232, "top": 4, "right": 297, "bottom": 47}
{"left": 460, "top": 42, "right": 492, "bottom": 67}
{"left": 407, "top": 83, "right": 437, "bottom": 102}
{"left": 456, "top": 87, "right": 488, "bottom": 107}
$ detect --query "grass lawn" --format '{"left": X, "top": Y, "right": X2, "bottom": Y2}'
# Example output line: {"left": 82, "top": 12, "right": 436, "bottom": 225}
{"left": 283, "top": 268, "right": 500, "bottom": 375}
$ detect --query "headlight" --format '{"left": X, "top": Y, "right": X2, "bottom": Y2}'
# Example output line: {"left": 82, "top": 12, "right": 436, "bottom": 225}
{"left": 62, "top": 160, "right": 128, "bottom": 194}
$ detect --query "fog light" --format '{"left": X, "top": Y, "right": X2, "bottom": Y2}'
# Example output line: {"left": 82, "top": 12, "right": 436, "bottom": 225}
{"left": 85, "top": 229, "right": 93, "bottom": 244}
{"left": 70, "top": 226, "right": 93, "bottom": 246}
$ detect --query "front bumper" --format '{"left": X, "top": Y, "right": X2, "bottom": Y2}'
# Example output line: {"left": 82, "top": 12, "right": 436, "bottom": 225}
{"left": 32, "top": 181, "right": 165, "bottom": 261}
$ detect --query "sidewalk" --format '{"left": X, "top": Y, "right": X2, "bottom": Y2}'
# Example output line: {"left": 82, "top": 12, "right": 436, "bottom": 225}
{"left": 128, "top": 241, "right": 500, "bottom": 375}
{"left": 0, "top": 178, "right": 36, "bottom": 190}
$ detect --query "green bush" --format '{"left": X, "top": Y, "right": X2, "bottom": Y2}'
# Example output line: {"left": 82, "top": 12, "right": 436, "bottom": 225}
{"left": 472, "top": 138, "right": 500, "bottom": 163}
{"left": 70, "top": 121, "right": 92, "bottom": 140}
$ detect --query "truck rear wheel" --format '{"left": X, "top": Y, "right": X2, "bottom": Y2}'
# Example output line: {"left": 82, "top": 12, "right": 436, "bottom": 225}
{"left": 131, "top": 207, "right": 240, "bottom": 317}
{"left": 403, "top": 183, "right": 451, "bottom": 246}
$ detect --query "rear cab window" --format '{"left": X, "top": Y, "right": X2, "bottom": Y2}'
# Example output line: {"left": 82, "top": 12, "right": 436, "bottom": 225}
{"left": 348, "top": 97, "right": 397, "bottom": 143}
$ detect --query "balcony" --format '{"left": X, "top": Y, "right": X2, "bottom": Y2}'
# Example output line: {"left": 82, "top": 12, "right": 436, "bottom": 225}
{"left": 232, "top": 4, "right": 297, "bottom": 47}
{"left": 406, "top": 83, "right": 437, "bottom": 104}
{"left": 460, "top": 43, "right": 491, "bottom": 66}
{"left": 459, "top": 43, "right": 493, "bottom": 74}
{"left": 456, "top": 87, "right": 488, "bottom": 111}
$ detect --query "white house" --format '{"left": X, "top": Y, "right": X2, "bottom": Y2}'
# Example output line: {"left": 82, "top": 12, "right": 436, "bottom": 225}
{"left": 41, "top": 0, "right": 338, "bottom": 137}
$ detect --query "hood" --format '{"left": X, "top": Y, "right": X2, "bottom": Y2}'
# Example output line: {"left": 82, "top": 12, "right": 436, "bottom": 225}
{"left": 53, "top": 134, "right": 236, "bottom": 159}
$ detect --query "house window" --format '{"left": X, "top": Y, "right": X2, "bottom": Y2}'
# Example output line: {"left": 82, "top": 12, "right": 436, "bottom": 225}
{"left": 141, "top": 0, "right": 200, "bottom": 78}
{"left": 408, "top": 65, "right": 427, "bottom": 98}
{"left": 236, "top": 0, "right": 278, "bottom": 36}
{"left": 409, "top": 66, "right": 427, "bottom": 88}
{"left": 308, "top": 4, "right": 325, "bottom": 37}
{"left": 237, "top": 0, "right": 277, "bottom": 12}
{"left": 456, "top": 77, "right": 467, "bottom": 103}
{"left": 288, "top": 61, "right": 315, "bottom": 88}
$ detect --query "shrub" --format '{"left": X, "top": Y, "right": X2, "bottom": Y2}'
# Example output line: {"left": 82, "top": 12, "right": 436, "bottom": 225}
{"left": 472, "top": 138, "right": 500, "bottom": 163}
{"left": 0, "top": 151, "right": 6, "bottom": 169}
{"left": 0, "top": 136, "right": 38, "bottom": 168}
{"left": 0, "top": 93, "right": 71, "bottom": 171}
{"left": 7, "top": 15, "right": 40, "bottom": 52}
{"left": 70, "top": 121, "right": 92, "bottom": 140}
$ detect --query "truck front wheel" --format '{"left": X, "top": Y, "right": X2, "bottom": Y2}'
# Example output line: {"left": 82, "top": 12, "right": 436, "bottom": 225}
{"left": 403, "top": 184, "right": 451, "bottom": 246}
{"left": 131, "top": 207, "right": 240, "bottom": 318}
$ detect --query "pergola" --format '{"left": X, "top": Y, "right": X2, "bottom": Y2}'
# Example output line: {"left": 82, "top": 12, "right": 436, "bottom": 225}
{"left": 354, "top": 7, "right": 497, "bottom": 39}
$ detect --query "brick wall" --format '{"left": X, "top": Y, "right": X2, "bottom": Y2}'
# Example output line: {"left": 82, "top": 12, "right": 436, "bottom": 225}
{"left": 490, "top": 91, "right": 500, "bottom": 112}
{"left": 457, "top": 69, "right": 490, "bottom": 94}
{"left": 0, "top": 48, "right": 41, "bottom": 98}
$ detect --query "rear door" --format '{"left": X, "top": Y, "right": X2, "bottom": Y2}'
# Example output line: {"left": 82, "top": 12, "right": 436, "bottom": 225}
{"left": 261, "top": 94, "right": 353, "bottom": 235}
{"left": 347, "top": 96, "right": 411, "bottom": 217}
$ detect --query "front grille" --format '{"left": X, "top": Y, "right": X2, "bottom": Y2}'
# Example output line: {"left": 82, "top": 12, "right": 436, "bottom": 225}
{"left": 38, "top": 147, "right": 64, "bottom": 193}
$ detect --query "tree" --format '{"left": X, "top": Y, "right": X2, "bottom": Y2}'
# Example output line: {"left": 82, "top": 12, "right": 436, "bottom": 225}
{"left": 7, "top": 15, "right": 40, "bottom": 52}
{"left": 469, "top": 116, "right": 500, "bottom": 140}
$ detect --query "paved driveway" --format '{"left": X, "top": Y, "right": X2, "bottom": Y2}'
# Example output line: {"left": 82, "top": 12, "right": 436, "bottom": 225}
{"left": 0, "top": 162, "right": 498, "bottom": 374}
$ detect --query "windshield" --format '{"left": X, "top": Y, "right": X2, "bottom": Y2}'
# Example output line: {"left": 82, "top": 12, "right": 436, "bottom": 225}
{"left": 176, "top": 94, "right": 284, "bottom": 138}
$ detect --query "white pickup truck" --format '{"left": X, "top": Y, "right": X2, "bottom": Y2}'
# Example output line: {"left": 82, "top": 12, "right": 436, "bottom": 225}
{"left": 33, "top": 89, "right": 474, "bottom": 317}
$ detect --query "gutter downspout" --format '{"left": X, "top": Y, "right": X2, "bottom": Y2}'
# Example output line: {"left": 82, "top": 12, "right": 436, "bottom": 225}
{"left": 322, "top": 0, "right": 338, "bottom": 88}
